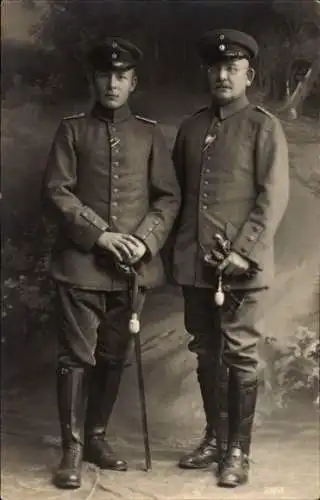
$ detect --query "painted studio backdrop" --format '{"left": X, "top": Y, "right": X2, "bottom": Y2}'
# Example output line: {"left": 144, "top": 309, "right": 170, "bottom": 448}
{"left": 2, "top": 1, "right": 320, "bottom": 499}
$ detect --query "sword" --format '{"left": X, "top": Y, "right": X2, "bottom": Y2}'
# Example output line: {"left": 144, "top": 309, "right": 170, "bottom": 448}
{"left": 116, "top": 262, "right": 152, "bottom": 471}
{"left": 131, "top": 318, "right": 152, "bottom": 472}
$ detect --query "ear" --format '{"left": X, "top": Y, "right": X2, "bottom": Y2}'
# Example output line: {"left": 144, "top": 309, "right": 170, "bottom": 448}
{"left": 130, "top": 72, "right": 138, "bottom": 92}
{"left": 246, "top": 67, "right": 255, "bottom": 87}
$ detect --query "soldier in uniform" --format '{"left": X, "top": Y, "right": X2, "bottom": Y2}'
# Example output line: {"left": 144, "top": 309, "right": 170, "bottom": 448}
{"left": 42, "top": 37, "right": 180, "bottom": 489}
{"left": 171, "top": 29, "right": 289, "bottom": 487}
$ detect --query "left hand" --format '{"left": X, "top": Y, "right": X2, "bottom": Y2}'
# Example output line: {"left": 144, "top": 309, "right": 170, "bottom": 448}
{"left": 218, "top": 251, "right": 250, "bottom": 276}
{"left": 124, "top": 236, "right": 148, "bottom": 265}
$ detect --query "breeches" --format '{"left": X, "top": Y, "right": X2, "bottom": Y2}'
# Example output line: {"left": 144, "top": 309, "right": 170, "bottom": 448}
{"left": 56, "top": 284, "right": 134, "bottom": 367}
{"left": 182, "top": 286, "right": 266, "bottom": 378}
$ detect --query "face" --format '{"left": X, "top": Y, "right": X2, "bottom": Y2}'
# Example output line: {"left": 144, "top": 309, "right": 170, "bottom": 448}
{"left": 92, "top": 68, "right": 137, "bottom": 109}
{"left": 206, "top": 58, "right": 255, "bottom": 104}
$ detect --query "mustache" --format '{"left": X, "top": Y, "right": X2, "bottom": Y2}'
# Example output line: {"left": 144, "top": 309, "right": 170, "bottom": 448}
{"left": 215, "top": 83, "right": 231, "bottom": 89}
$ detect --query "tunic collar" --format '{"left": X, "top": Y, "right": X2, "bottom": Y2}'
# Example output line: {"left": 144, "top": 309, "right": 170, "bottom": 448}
{"left": 211, "top": 94, "right": 249, "bottom": 120}
{"left": 91, "top": 101, "right": 132, "bottom": 123}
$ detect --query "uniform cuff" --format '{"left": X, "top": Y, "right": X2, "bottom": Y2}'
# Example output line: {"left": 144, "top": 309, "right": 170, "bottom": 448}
{"left": 133, "top": 219, "right": 161, "bottom": 257}
{"left": 232, "top": 220, "right": 264, "bottom": 260}
{"left": 78, "top": 207, "right": 109, "bottom": 251}
{"left": 81, "top": 206, "right": 109, "bottom": 232}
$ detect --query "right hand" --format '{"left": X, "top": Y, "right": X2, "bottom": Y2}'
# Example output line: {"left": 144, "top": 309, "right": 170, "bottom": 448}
{"left": 96, "top": 232, "right": 141, "bottom": 262}
{"left": 218, "top": 251, "right": 250, "bottom": 276}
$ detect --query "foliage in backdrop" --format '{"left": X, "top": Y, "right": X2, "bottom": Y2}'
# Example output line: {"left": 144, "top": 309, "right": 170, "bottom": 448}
{"left": 2, "top": 1, "right": 319, "bottom": 407}
{"left": 3, "top": 0, "right": 320, "bottom": 106}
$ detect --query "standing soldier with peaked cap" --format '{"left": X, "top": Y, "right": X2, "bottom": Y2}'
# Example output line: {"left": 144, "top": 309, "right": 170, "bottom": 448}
{"left": 42, "top": 37, "right": 180, "bottom": 489}
{"left": 171, "top": 29, "right": 289, "bottom": 487}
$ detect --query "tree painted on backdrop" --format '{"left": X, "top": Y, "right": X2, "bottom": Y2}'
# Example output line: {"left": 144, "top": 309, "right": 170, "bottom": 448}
{"left": 272, "top": 0, "right": 320, "bottom": 117}
{"left": 3, "top": 0, "right": 319, "bottom": 396}
{"left": 26, "top": 0, "right": 255, "bottom": 97}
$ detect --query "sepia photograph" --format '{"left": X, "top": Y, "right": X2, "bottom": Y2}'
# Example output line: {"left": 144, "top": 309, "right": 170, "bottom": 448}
{"left": 1, "top": 1, "right": 320, "bottom": 499}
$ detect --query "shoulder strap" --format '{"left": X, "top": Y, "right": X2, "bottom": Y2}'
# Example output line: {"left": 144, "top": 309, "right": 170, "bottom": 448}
{"left": 135, "top": 114, "right": 157, "bottom": 125}
{"left": 63, "top": 112, "right": 86, "bottom": 120}
{"left": 191, "top": 106, "right": 209, "bottom": 117}
{"left": 254, "top": 105, "right": 274, "bottom": 118}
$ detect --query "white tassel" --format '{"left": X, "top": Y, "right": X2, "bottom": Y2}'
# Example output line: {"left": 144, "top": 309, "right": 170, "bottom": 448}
{"left": 214, "top": 275, "right": 225, "bottom": 306}
{"left": 214, "top": 289, "right": 225, "bottom": 306}
{"left": 129, "top": 313, "right": 140, "bottom": 334}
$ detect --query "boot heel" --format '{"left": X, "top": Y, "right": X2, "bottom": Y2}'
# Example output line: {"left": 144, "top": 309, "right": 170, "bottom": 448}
{"left": 84, "top": 437, "right": 128, "bottom": 470}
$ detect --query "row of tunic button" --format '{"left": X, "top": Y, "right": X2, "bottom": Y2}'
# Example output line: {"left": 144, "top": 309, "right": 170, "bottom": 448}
{"left": 201, "top": 121, "right": 219, "bottom": 211}
{"left": 107, "top": 124, "right": 160, "bottom": 234}
{"left": 201, "top": 169, "right": 212, "bottom": 210}
{"left": 110, "top": 125, "right": 120, "bottom": 221}
{"left": 200, "top": 120, "right": 223, "bottom": 211}
{"left": 109, "top": 125, "right": 159, "bottom": 234}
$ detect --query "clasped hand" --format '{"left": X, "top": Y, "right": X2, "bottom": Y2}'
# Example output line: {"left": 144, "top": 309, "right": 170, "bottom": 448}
{"left": 218, "top": 251, "right": 249, "bottom": 276}
{"left": 97, "top": 232, "right": 147, "bottom": 264}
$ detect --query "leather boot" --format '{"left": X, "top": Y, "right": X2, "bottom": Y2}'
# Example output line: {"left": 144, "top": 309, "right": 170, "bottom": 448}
{"left": 178, "top": 357, "right": 228, "bottom": 469}
{"left": 215, "top": 362, "right": 232, "bottom": 474}
{"left": 218, "top": 374, "right": 258, "bottom": 488}
{"left": 83, "top": 357, "right": 127, "bottom": 471}
{"left": 178, "top": 424, "right": 217, "bottom": 469}
{"left": 53, "top": 366, "right": 85, "bottom": 489}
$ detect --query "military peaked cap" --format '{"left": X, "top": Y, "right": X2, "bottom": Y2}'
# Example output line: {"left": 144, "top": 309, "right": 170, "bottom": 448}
{"left": 197, "top": 29, "right": 258, "bottom": 65}
{"left": 87, "top": 37, "right": 143, "bottom": 71}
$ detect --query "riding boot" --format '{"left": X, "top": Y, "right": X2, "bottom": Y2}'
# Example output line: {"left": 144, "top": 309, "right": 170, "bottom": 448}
{"left": 83, "top": 357, "right": 127, "bottom": 471}
{"left": 218, "top": 372, "right": 258, "bottom": 488}
{"left": 215, "top": 362, "right": 232, "bottom": 473}
{"left": 53, "top": 366, "right": 85, "bottom": 489}
{"left": 179, "top": 356, "right": 228, "bottom": 469}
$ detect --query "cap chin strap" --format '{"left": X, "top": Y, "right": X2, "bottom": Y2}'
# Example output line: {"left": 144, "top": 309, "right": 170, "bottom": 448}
{"left": 224, "top": 51, "right": 250, "bottom": 59}
{"left": 94, "top": 63, "right": 135, "bottom": 72}
{"left": 112, "top": 61, "right": 135, "bottom": 70}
